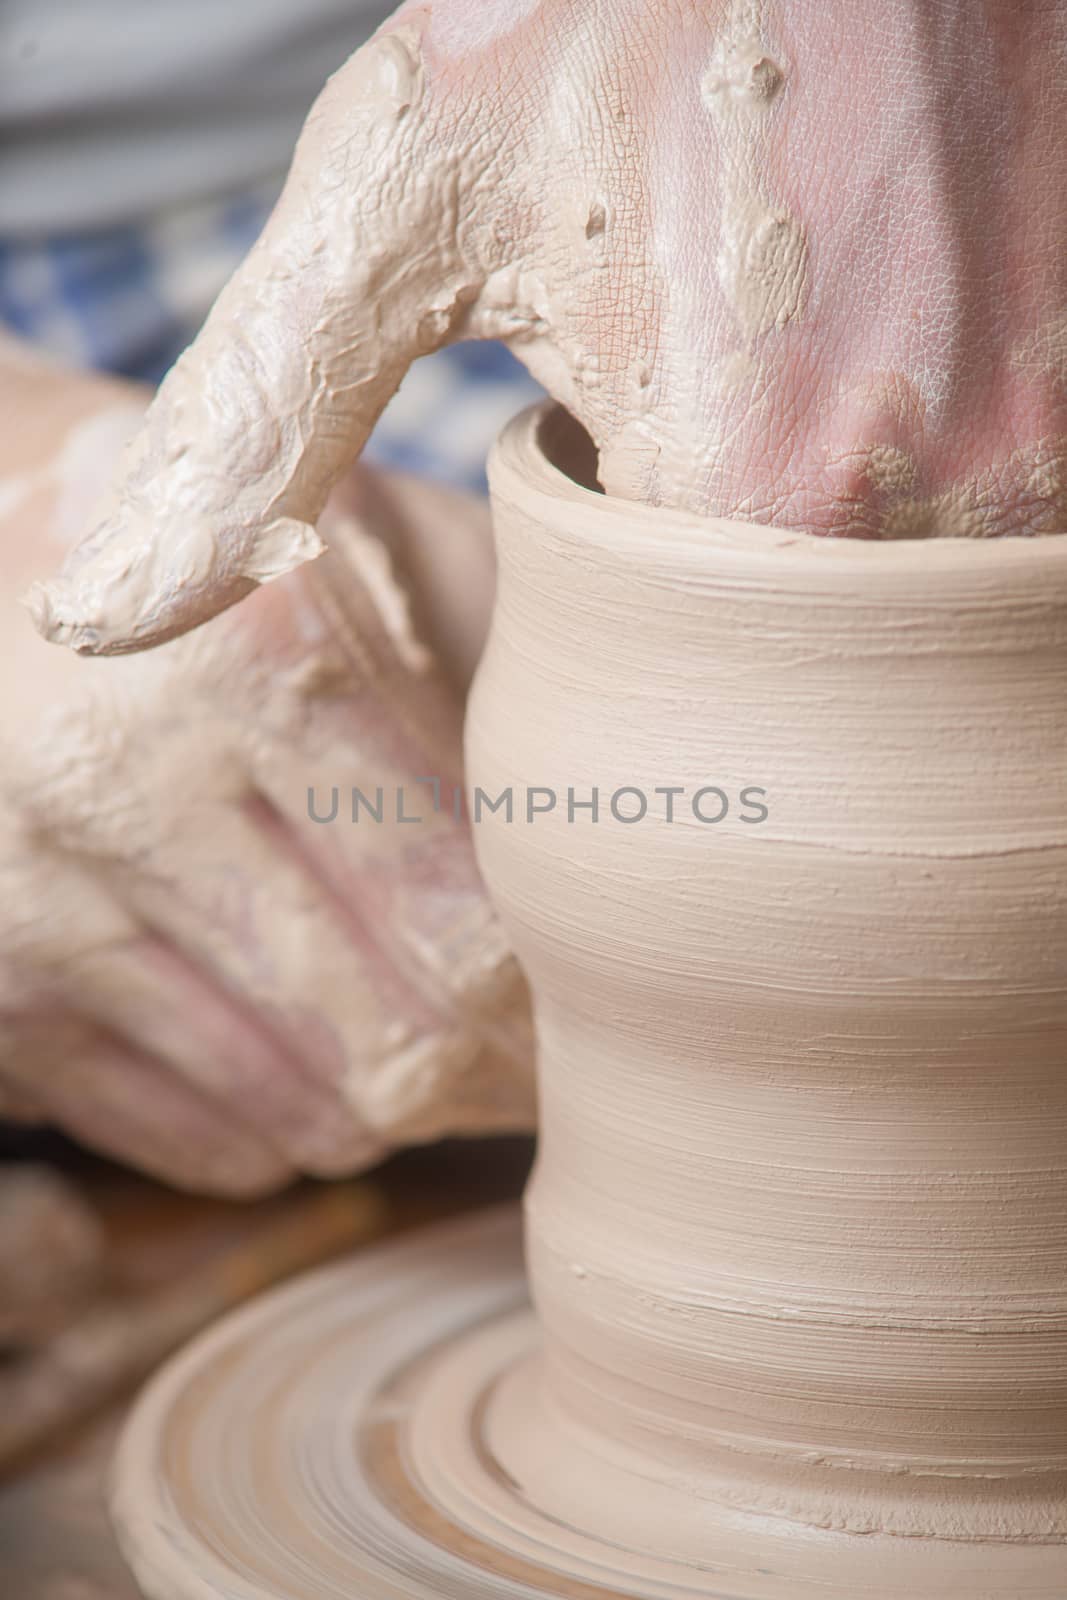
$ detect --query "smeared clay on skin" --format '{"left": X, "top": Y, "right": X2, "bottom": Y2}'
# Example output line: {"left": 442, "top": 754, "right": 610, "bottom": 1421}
{"left": 25, "top": 0, "right": 1067, "bottom": 658}
{"left": 839, "top": 435, "right": 1067, "bottom": 539}
{"left": 702, "top": 1, "right": 807, "bottom": 342}
{"left": 326, "top": 514, "right": 433, "bottom": 676}
{"left": 50, "top": 407, "right": 148, "bottom": 545}
{"left": 24, "top": 21, "right": 462, "bottom": 655}
{"left": 0, "top": 406, "right": 145, "bottom": 547}
{"left": 418, "top": 0, "right": 542, "bottom": 57}
{"left": 855, "top": 442, "right": 918, "bottom": 497}
{"left": 281, "top": 519, "right": 430, "bottom": 700}
{"left": 0, "top": 376, "right": 535, "bottom": 1187}
{"left": 4, "top": 567, "right": 535, "bottom": 1167}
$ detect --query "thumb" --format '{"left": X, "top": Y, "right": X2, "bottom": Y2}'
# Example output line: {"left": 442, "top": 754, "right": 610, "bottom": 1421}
{"left": 26, "top": 21, "right": 472, "bottom": 655}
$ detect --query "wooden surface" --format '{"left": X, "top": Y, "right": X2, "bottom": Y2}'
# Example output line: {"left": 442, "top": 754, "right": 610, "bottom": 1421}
{"left": 0, "top": 1136, "right": 532, "bottom": 1598}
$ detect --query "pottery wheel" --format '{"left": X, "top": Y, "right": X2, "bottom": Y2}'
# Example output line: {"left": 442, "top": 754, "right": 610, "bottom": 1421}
{"left": 111, "top": 1205, "right": 1066, "bottom": 1600}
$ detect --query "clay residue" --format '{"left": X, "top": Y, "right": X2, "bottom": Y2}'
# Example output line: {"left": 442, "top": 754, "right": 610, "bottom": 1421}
{"left": 852, "top": 442, "right": 919, "bottom": 500}
{"left": 702, "top": 1, "right": 807, "bottom": 342}
{"left": 23, "top": 21, "right": 478, "bottom": 656}
{"left": 881, "top": 481, "right": 991, "bottom": 540}
{"left": 419, "top": 0, "right": 542, "bottom": 58}
{"left": 0, "top": 406, "right": 145, "bottom": 550}
{"left": 326, "top": 514, "right": 433, "bottom": 677}
{"left": 841, "top": 437, "right": 1067, "bottom": 539}
{"left": 716, "top": 196, "right": 807, "bottom": 339}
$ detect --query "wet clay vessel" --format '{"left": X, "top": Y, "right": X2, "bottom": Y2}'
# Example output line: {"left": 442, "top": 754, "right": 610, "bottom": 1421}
{"left": 112, "top": 404, "right": 1067, "bottom": 1599}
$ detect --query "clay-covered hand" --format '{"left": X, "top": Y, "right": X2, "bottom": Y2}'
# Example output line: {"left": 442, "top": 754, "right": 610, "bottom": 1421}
{"left": 0, "top": 354, "right": 533, "bottom": 1193}
{"left": 26, "top": 0, "right": 1067, "bottom": 658}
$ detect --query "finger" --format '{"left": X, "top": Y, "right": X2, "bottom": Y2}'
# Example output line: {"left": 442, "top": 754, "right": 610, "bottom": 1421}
{"left": 76, "top": 766, "right": 489, "bottom": 1155}
{"left": 26, "top": 19, "right": 466, "bottom": 656}
{"left": 13, "top": 648, "right": 477, "bottom": 1163}
{"left": 242, "top": 784, "right": 536, "bottom": 1144}
{"left": 334, "top": 465, "right": 497, "bottom": 694}
{"left": 0, "top": 799, "right": 354, "bottom": 1174}
{"left": 1, "top": 1016, "right": 291, "bottom": 1197}
{"left": 239, "top": 525, "right": 536, "bottom": 1135}
{"left": 56, "top": 929, "right": 382, "bottom": 1177}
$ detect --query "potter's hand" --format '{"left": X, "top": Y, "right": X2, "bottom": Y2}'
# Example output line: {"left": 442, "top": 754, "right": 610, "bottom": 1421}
{"left": 0, "top": 355, "right": 533, "bottom": 1193}
{"left": 26, "top": 0, "right": 1067, "bottom": 658}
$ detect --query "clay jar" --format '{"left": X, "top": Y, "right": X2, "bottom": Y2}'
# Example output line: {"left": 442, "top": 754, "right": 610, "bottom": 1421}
{"left": 464, "top": 402, "right": 1067, "bottom": 1590}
